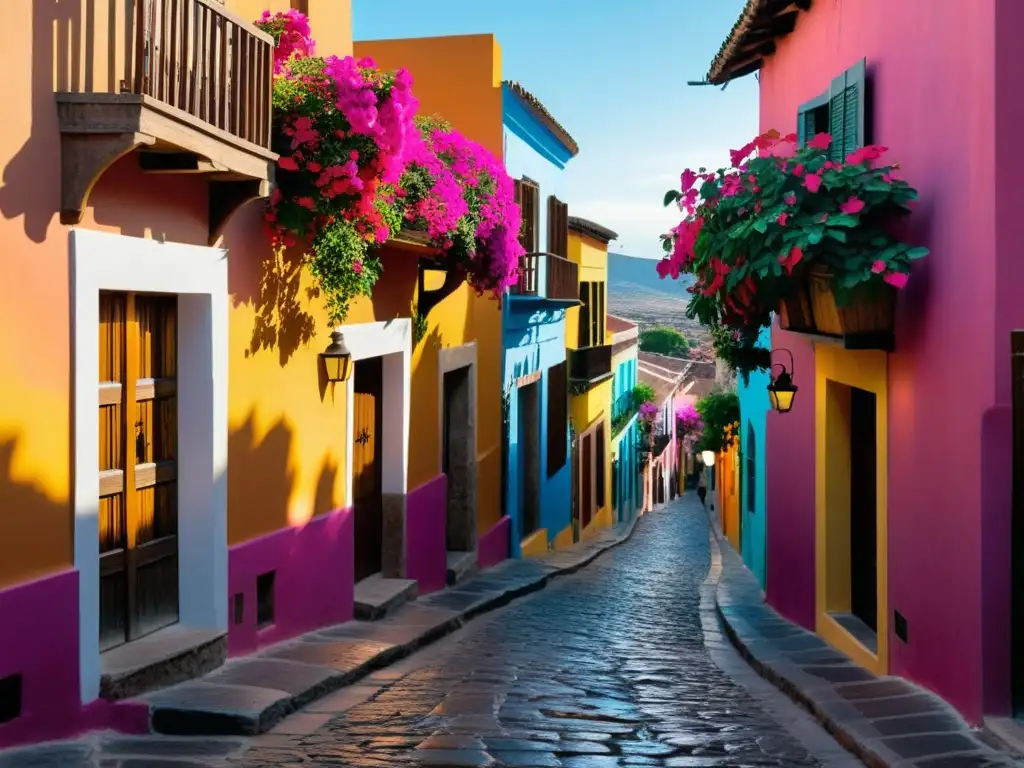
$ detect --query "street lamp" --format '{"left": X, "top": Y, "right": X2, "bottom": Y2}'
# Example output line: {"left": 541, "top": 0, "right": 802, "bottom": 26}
{"left": 320, "top": 329, "right": 353, "bottom": 383}
{"left": 701, "top": 450, "right": 716, "bottom": 466}
{"left": 767, "top": 348, "right": 798, "bottom": 414}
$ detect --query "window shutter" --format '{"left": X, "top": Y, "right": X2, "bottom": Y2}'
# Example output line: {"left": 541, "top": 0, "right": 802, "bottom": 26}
{"left": 547, "top": 196, "right": 568, "bottom": 258}
{"left": 828, "top": 58, "right": 868, "bottom": 161}
{"left": 796, "top": 108, "right": 816, "bottom": 148}
{"left": 842, "top": 58, "right": 867, "bottom": 157}
{"left": 578, "top": 281, "right": 591, "bottom": 347}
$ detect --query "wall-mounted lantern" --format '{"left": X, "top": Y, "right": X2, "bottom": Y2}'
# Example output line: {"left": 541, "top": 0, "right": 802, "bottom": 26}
{"left": 320, "top": 329, "right": 353, "bottom": 384}
{"left": 767, "top": 348, "right": 798, "bottom": 414}
{"left": 701, "top": 450, "right": 716, "bottom": 466}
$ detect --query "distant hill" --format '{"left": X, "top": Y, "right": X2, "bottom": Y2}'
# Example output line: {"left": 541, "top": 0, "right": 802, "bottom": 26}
{"left": 608, "top": 252, "right": 694, "bottom": 298}
{"left": 606, "top": 252, "right": 704, "bottom": 341}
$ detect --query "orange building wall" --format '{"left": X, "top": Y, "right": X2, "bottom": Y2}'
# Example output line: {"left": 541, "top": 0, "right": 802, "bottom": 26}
{"left": 0, "top": 0, "right": 361, "bottom": 587}
{"left": 354, "top": 34, "right": 506, "bottom": 534}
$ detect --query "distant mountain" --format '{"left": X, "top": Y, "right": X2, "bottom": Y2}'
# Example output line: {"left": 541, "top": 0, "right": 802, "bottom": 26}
{"left": 606, "top": 252, "right": 704, "bottom": 341}
{"left": 608, "top": 252, "right": 693, "bottom": 299}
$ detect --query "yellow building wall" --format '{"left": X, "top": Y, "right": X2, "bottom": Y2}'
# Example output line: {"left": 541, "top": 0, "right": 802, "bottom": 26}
{"left": 354, "top": 34, "right": 505, "bottom": 534}
{"left": 565, "top": 232, "right": 610, "bottom": 351}
{"left": 814, "top": 345, "right": 889, "bottom": 676}
{"left": 520, "top": 529, "right": 549, "bottom": 558}
{"left": 716, "top": 444, "right": 741, "bottom": 552}
{"left": 552, "top": 524, "right": 574, "bottom": 551}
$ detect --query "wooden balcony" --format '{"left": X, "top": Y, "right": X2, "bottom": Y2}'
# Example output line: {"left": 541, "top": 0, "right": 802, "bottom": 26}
{"left": 56, "top": 0, "right": 277, "bottom": 240}
{"left": 510, "top": 252, "right": 579, "bottom": 303}
{"left": 568, "top": 344, "right": 613, "bottom": 390}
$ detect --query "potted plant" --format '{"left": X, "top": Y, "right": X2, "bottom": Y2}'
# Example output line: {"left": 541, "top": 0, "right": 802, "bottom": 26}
{"left": 659, "top": 130, "right": 928, "bottom": 346}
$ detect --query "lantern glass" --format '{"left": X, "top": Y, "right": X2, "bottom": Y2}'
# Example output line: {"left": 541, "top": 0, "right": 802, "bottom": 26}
{"left": 768, "top": 387, "right": 796, "bottom": 413}
{"left": 701, "top": 450, "right": 716, "bottom": 466}
{"left": 321, "top": 330, "right": 353, "bottom": 383}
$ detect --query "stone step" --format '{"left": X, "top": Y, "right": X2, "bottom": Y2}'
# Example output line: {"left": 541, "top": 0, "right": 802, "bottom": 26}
{"left": 445, "top": 550, "right": 477, "bottom": 586}
{"left": 353, "top": 574, "right": 418, "bottom": 621}
{"left": 142, "top": 635, "right": 405, "bottom": 736}
{"left": 100, "top": 626, "right": 227, "bottom": 701}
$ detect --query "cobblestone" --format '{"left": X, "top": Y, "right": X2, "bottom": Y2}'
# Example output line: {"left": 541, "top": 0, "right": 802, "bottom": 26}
{"left": 224, "top": 499, "right": 845, "bottom": 767}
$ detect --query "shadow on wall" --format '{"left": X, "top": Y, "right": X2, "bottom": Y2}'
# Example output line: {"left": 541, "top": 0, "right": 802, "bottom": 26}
{"left": 227, "top": 412, "right": 343, "bottom": 545}
{"left": 237, "top": 239, "right": 318, "bottom": 367}
{"left": 0, "top": 0, "right": 81, "bottom": 241}
{"left": 0, "top": 438, "right": 68, "bottom": 586}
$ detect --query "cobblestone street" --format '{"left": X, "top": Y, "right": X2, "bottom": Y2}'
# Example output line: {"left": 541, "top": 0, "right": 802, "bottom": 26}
{"left": 222, "top": 498, "right": 858, "bottom": 767}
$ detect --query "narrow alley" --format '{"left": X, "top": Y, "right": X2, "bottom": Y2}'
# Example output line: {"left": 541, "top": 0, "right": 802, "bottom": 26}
{"left": 5, "top": 499, "right": 864, "bottom": 768}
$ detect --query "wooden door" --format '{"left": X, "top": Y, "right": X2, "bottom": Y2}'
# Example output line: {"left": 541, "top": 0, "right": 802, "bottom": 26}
{"left": 352, "top": 356, "right": 383, "bottom": 582}
{"left": 581, "top": 433, "right": 593, "bottom": 529}
{"left": 98, "top": 292, "right": 179, "bottom": 651}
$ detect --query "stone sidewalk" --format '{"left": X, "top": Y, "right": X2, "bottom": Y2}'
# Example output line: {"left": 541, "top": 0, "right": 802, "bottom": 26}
{"left": 0, "top": 517, "right": 641, "bottom": 767}
{"left": 707, "top": 506, "right": 1022, "bottom": 767}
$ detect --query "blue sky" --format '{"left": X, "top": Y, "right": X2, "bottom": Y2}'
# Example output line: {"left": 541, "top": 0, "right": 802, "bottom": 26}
{"left": 353, "top": 0, "right": 758, "bottom": 259}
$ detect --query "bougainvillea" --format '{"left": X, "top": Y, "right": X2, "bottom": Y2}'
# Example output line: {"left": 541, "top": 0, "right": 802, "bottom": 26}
{"left": 659, "top": 130, "right": 928, "bottom": 343}
{"left": 256, "top": 11, "right": 524, "bottom": 324}
{"left": 257, "top": 9, "right": 315, "bottom": 72}
{"left": 396, "top": 118, "right": 524, "bottom": 297}
{"left": 676, "top": 403, "right": 704, "bottom": 454}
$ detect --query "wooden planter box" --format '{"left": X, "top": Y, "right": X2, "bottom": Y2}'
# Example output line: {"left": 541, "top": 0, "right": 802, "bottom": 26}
{"left": 777, "top": 270, "right": 817, "bottom": 334}
{"left": 807, "top": 265, "right": 896, "bottom": 337}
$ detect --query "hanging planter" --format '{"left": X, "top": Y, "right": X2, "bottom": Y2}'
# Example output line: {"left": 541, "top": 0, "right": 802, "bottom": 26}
{"left": 657, "top": 130, "right": 928, "bottom": 351}
{"left": 807, "top": 264, "right": 896, "bottom": 337}
{"left": 777, "top": 269, "right": 817, "bottom": 334}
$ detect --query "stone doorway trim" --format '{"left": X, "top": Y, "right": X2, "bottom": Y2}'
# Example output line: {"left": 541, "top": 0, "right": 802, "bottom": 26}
{"left": 70, "top": 229, "right": 229, "bottom": 705}
{"left": 342, "top": 319, "right": 411, "bottom": 577}
{"left": 438, "top": 342, "right": 478, "bottom": 553}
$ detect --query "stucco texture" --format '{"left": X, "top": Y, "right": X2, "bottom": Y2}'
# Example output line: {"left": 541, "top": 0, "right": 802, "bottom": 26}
{"left": 758, "top": 0, "right": 1012, "bottom": 723}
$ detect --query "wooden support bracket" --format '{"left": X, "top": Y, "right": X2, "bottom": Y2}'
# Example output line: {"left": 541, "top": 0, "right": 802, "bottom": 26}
{"left": 60, "top": 132, "right": 156, "bottom": 225}
{"left": 208, "top": 179, "right": 271, "bottom": 245}
{"left": 416, "top": 259, "right": 465, "bottom": 321}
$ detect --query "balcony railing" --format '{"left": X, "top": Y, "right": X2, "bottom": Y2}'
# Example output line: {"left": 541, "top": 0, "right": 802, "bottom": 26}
{"left": 511, "top": 253, "right": 579, "bottom": 302}
{"left": 55, "top": 0, "right": 276, "bottom": 228}
{"left": 57, "top": 0, "right": 274, "bottom": 149}
{"left": 652, "top": 433, "right": 672, "bottom": 457}
{"left": 569, "top": 345, "right": 613, "bottom": 387}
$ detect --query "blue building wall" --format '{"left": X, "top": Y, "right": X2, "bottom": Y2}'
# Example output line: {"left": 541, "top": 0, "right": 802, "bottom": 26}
{"left": 610, "top": 352, "right": 639, "bottom": 521}
{"left": 737, "top": 324, "right": 771, "bottom": 588}
{"left": 502, "top": 306, "right": 571, "bottom": 555}
{"left": 501, "top": 84, "right": 575, "bottom": 556}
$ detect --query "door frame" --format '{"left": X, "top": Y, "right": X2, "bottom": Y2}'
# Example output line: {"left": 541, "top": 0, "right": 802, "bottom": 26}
{"left": 437, "top": 343, "right": 478, "bottom": 553}
{"left": 71, "top": 230, "right": 229, "bottom": 705}
{"left": 343, "top": 320, "right": 411, "bottom": 577}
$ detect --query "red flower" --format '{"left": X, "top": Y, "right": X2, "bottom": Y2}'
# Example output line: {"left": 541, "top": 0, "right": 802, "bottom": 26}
{"left": 807, "top": 133, "right": 832, "bottom": 150}
{"left": 804, "top": 173, "right": 822, "bottom": 193}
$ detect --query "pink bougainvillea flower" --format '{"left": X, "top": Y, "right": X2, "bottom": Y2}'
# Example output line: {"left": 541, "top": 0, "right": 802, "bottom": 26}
{"left": 783, "top": 192, "right": 797, "bottom": 205}
{"left": 782, "top": 132, "right": 798, "bottom": 143}
{"left": 871, "top": 260, "right": 886, "bottom": 274}
{"left": 656, "top": 257, "right": 681, "bottom": 280}
{"left": 352, "top": 259, "right": 363, "bottom": 275}
{"left": 846, "top": 145, "right": 888, "bottom": 166}
{"left": 296, "top": 196, "right": 315, "bottom": 210}
{"left": 730, "top": 142, "right": 755, "bottom": 168}
{"left": 804, "top": 173, "right": 822, "bottom": 193}
{"left": 839, "top": 196, "right": 865, "bottom": 214}
{"left": 807, "top": 133, "right": 832, "bottom": 150}
{"left": 777, "top": 211, "right": 789, "bottom": 226}
{"left": 278, "top": 155, "right": 300, "bottom": 171}
{"left": 884, "top": 271, "right": 909, "bottom": 289}
{"left": 680, "top": 168, "right": 699, "bottom": 191}
{"left": 779, "top": 246, "right": 803, "bottom": 275}
{"left": 791, "top": 162, "right": 805, "bottom": 177}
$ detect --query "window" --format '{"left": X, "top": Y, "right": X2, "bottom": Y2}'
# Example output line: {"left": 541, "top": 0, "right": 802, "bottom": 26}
{"left": 611, "top": 458, "right": 619, "bottom": 514}
{"left": 797, "top": 58, "right": 868, "bottom": 162}
{"left": 547, "top": 361, "right": 568, "bottom": 476}
{"left": 745, "top": 422, "right": 757, "bottom": 514}
{"left": 514, "top": 178, "right": 540, "bottom": 252}
{"left": 577, "top": 281, "right": 606, "bottom": 348}
{"left": 595, "top": 422, "right": 606, "bottom": 508}
{"left": 547, "top": 195, "right": 568, "bottom": 257}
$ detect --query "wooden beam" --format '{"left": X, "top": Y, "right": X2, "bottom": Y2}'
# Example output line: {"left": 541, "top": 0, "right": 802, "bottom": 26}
{"left": 60, "top": 132, "right": 156, "bottom": 225}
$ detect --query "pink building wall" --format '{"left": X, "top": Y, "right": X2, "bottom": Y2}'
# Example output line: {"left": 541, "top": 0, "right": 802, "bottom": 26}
{"left": 760, "top": 0, "right": 1012, "bottom": 723}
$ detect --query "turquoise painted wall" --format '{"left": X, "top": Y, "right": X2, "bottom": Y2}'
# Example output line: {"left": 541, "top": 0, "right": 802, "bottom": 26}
{"left": 737, "top": 324, "right": 771, "bottom": 588}
{"left": 611, "top": 353, "right": 639, "bottom": 521}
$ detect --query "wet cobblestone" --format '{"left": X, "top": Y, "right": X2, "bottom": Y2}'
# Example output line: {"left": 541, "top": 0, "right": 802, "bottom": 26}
{"left": 228, "top": 504, "right": 832, "bottom": 767}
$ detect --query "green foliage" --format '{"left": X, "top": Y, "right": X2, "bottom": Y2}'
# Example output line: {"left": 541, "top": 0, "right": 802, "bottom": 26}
{"left": 639, "top": 326, "right": 690, "bottom": 358}
{"left": 709, "top": 324, "right": 771, "bottom": 383}
{"left": 414, "top": 113, "right": 452, "bottom": 134}
{"left": 632, "top": 382, "right": 656, "bottom": 406}
{"left": 694, "top": 391, "right": 740, "bottom": 454}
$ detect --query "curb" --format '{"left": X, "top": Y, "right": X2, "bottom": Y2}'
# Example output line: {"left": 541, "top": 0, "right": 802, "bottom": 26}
{"left": 147, "top": 513, "right": 646, "bottom": 737}
{"left": 705, "top": 514, "right": 1019, "bottom": 768}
